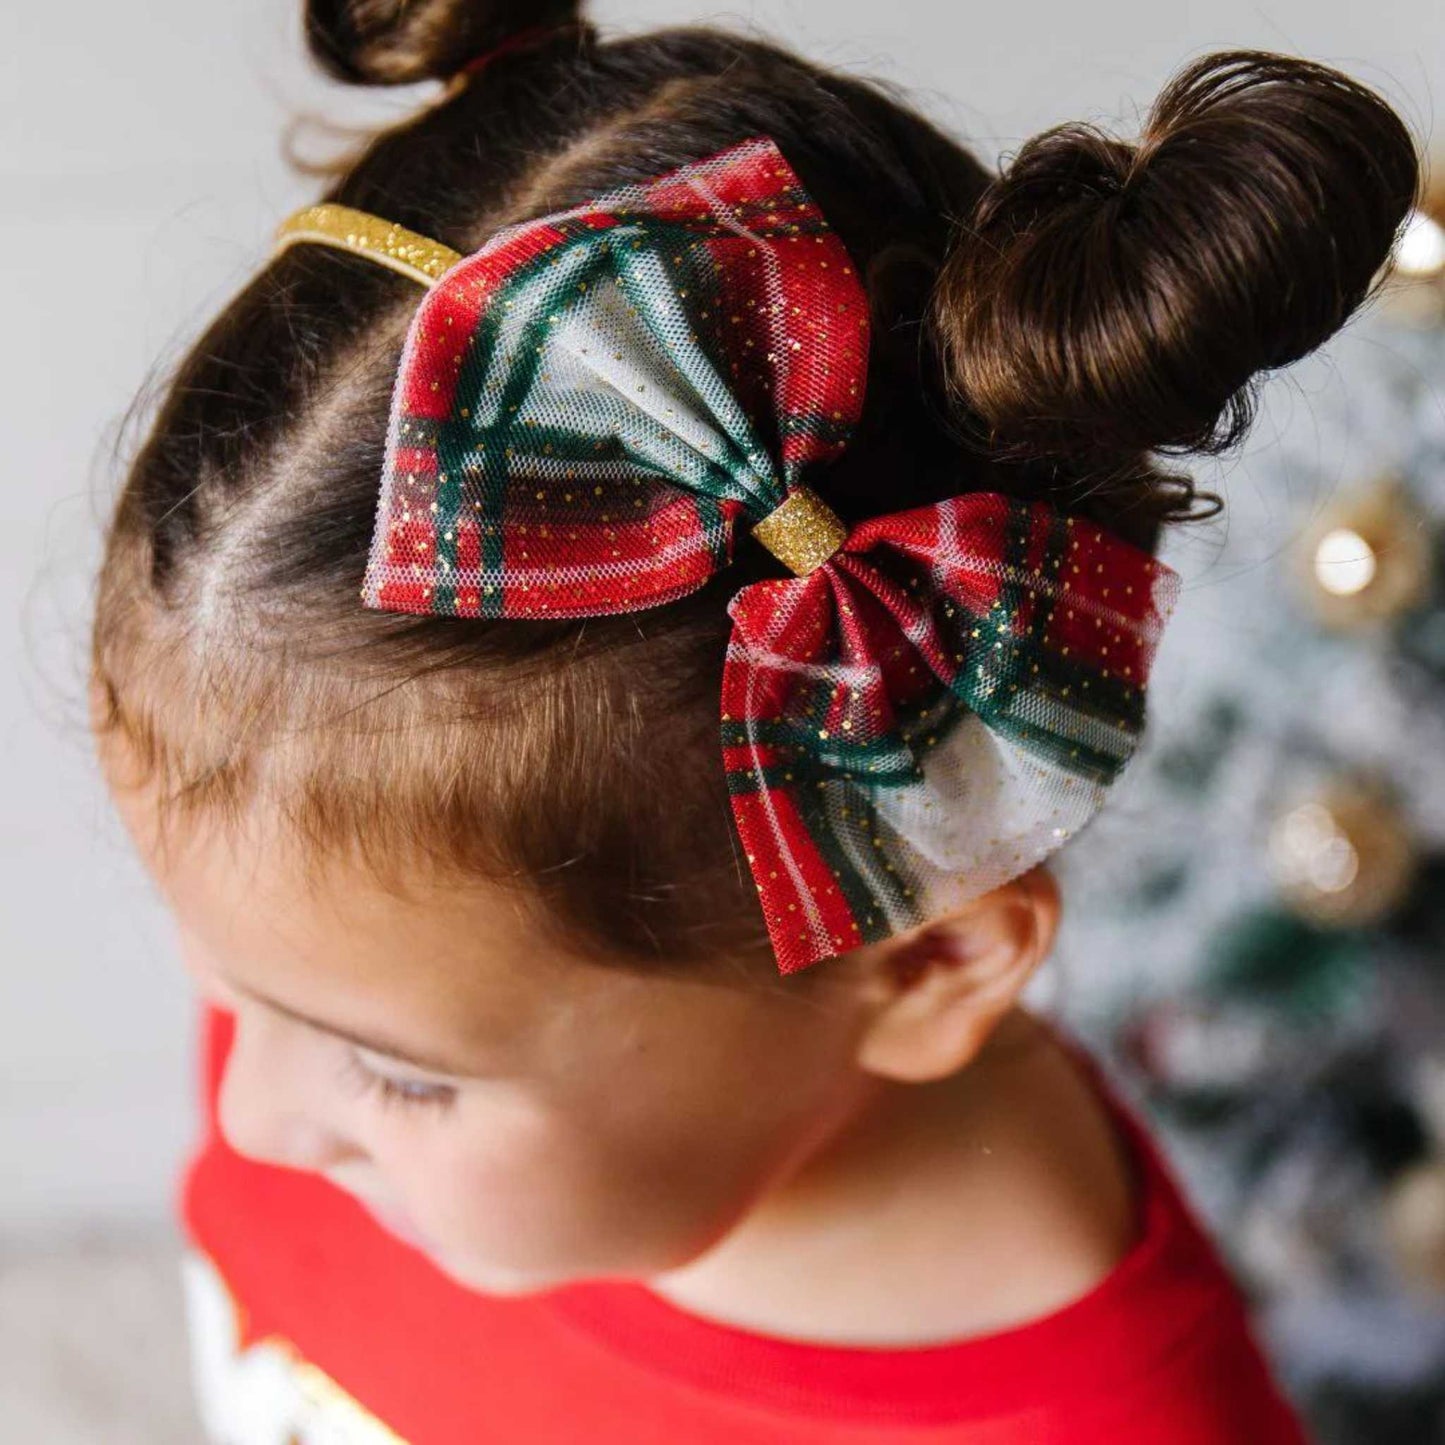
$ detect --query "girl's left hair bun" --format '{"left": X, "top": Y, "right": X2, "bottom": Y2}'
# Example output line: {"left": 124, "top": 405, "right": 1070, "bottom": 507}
{"left": 304, "top": 0, "right": 588, "bottom": 88}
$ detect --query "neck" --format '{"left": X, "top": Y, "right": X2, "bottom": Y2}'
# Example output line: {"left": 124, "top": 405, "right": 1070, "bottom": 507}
{"left": 645, "top": 1007, "right": 1140, "bottom": 1345}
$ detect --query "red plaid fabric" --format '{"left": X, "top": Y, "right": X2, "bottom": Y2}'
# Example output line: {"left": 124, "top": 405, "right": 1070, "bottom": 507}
{"left": 359, "top": 137, "right": 1181, "bottom": 974}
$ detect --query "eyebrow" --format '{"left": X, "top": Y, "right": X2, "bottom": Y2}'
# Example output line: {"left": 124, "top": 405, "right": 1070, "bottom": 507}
{"left": 226, "top": 977, "right": 485, "bottom": 1078}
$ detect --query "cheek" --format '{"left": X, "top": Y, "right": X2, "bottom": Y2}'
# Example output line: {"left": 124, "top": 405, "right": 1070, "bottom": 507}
{"left": 380, "top": 1083, "right": 808, "bottom": 1284}
{"left": 364, "top": 986, "right": 867, "bottom": 1288}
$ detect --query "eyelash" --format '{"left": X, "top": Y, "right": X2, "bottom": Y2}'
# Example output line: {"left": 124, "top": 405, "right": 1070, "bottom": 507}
{"left": 337, "top": 1048, "right": 459, "bottom": 1115}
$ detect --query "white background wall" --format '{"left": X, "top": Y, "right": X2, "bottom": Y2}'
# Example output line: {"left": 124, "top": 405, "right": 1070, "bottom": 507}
{"left": 4, "top": 0, "right": 1442, "bottom": 1233}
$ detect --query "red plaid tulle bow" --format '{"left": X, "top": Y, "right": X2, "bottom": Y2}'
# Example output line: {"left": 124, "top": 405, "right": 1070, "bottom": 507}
{"left": 274, "top": 137, "right": 1181, "bottom": 975}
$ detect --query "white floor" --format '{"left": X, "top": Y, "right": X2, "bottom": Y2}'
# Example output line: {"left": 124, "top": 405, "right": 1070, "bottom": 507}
{"left": 0, "top": 1229, "right": 202, "bottom": 1443}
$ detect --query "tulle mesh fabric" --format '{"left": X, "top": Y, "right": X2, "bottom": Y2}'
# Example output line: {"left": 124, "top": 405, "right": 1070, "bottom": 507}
{"left": 361, "top": 137, "right": 865, "bottom": 620}
{"left": 360, "top": 136, "right": 1180, "bottom": 974}
{"left": 721, "top": 493, "right": 1179, "bottom": 971}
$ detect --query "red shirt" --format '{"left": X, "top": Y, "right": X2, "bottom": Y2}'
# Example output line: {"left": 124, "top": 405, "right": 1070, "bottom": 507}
{"left": 178, "top": 1004, "right": 1310, "bottom": 1444}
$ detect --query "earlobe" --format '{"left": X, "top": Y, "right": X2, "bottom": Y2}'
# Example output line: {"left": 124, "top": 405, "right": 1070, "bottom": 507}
{"left": 852, "top": 866, "right": 1060, "bottom": 1083}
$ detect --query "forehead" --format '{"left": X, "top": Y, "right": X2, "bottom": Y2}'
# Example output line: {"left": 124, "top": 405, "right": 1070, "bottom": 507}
{"left": 103, "top": 751, "right": 589, "bottom": 1068}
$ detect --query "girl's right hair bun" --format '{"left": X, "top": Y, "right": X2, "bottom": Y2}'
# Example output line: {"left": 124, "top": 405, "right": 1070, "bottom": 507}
{"left": 304, "top": 0, "right": 587, "bottom": 87}
{"left": 934, "top": 49, "right": 1422, "bottom": 465}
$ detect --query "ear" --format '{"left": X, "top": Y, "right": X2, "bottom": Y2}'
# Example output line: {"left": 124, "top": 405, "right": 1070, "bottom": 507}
{"left": 847, "top": 865, "right": 1061, "bottom": 1083}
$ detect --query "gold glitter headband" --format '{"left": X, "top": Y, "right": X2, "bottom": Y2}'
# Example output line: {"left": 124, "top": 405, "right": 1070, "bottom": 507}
{"left": 269, "top": 201, "right": 849, "bottom": 576}
{"left": 272, "top": 204, "right": 464, "bottom": 289}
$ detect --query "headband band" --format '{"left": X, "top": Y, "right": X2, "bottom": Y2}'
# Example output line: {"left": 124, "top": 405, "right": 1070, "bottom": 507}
{"left": 272, "top": 205, "right": 463, "bottom": 289}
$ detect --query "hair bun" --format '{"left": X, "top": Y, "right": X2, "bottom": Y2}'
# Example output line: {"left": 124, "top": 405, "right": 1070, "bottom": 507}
{"left": 933, "top": 50, "right": 1421, "bottom": 465}
{"left": 304, "top": 0, "right": 586, "bottom": 87}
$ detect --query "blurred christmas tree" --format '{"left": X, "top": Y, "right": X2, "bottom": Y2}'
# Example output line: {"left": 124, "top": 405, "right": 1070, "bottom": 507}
{"left": 1049, "top": 172, "right": 1445, "bottom": 1444}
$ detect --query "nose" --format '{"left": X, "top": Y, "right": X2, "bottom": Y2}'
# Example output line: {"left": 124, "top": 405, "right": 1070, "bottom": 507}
{"left": 217, "top": 1003, "right": 363, "bottom": 1174}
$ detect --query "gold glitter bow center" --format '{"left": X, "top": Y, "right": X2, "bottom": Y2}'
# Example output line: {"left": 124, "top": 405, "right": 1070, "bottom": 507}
{"left": 751, "top": 486, "right": 849, "bottom": 576}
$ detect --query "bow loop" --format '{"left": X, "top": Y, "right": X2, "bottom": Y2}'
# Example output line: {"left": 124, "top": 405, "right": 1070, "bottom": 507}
{"left": 361, "top": 138, "right": 870, "bottom": 619}
{"left": 723, "top": 492, "right": 1181, "bottom": 974}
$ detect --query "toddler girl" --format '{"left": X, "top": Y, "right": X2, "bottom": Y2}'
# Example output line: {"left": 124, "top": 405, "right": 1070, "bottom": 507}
{"left": 90, "top": 2, "right": 1419, "bottom": 1441}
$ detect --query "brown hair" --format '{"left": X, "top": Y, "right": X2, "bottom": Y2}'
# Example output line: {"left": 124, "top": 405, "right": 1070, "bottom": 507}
{"left": 89, "top": 2, "right": 1420, "bottom": 981}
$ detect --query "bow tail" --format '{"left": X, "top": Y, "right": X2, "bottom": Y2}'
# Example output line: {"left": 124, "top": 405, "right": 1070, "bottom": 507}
{"left": 720, "top": 560, "right": 994, "bottom": 975}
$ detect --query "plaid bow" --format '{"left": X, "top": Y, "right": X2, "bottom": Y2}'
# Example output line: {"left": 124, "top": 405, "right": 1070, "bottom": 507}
{"left": 360, "top": 137, "right": 1181, "bottom": 974}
